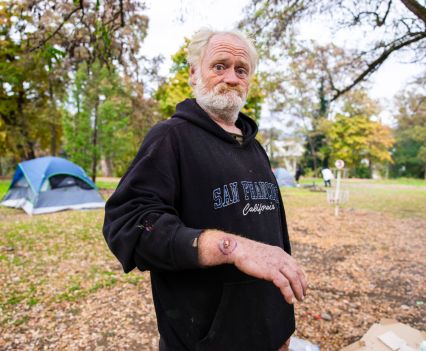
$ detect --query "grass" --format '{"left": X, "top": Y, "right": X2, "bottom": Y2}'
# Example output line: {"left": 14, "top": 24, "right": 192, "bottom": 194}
{"left": 369, "top": 177, "right": 426, "bottom": 186}
{"left": 282, "top": 179, "right": 426, "bottom": 218}
{"left": 96, "top": 178, "right": 120, "bottom": 190}
{"left": 299, "top": 177, "right": 426, "bottom": 187}
{"left": 0, "top": 179, "right": 10, "bottom": 199}
{"left": 0, "top": 209, "right": 144, "bottom": 326}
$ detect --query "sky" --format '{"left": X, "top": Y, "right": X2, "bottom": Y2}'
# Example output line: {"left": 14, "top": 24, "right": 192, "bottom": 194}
{"left": 141, "top": 0, "right": 424, "bottom": 127}
{"left": 141, "top": 0, "right": 247, "bottom": 65}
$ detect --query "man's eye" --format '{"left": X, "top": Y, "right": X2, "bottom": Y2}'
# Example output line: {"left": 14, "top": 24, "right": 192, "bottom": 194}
{"left": 214, "top": 64, "right": 226, "bottom": 71}
{"left": 236, "top": 68, "right": 248, "bottom": 77}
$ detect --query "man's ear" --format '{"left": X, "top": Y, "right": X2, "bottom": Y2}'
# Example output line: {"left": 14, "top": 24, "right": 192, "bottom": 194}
{"left": 189, "top": 65, "right": 197, "bottom": 86}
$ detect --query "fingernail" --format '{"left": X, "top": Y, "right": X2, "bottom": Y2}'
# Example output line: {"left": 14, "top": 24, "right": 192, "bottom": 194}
{"left": 291, "top": 297, "right": 295, "bottom": 304}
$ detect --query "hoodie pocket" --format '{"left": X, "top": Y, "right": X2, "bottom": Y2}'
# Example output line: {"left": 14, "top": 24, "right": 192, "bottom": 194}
{"left": 196, "top": 279, "right": 295, "bottom": 351}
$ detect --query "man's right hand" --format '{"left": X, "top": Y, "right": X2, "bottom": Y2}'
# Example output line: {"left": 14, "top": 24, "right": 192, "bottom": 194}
{"left": 198, "top": 230, "right": 308, "bottom": 304}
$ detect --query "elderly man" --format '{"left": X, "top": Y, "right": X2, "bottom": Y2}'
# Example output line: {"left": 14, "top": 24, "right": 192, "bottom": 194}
{"left": 103, "top": 28, "right": 308, "bottom": 351}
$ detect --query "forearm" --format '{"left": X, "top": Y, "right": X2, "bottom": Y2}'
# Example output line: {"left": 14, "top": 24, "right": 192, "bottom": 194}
{"left": 197, "top": 229, "right": 266, "bottom": 270}
{"left": 197, "top": 229, "right": 308, "bottom": 304}
{"left": 197, "top": 229, "right": 243, "bottom": 266}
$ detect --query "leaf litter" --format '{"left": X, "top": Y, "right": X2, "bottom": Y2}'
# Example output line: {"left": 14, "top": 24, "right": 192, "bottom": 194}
{"left": 0, "top": 205, "right": 425, "bottom": 350}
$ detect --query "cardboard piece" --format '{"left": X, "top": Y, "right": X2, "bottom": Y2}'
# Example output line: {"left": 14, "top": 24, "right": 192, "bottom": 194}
{"left": 340, "top": 319, "right": 426, "bottom": 351}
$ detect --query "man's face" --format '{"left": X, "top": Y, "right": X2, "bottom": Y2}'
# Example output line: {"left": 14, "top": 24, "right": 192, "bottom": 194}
{"left": 191, "top": 34, "right": 252, "bottom": 120}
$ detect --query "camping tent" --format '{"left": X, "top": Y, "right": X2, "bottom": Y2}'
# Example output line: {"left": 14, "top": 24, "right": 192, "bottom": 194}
{"left": 1, "top": 156, "right": 105, "bottom": 215}
{"left": 273, "top": 168, "right": 297, "bottom": 187}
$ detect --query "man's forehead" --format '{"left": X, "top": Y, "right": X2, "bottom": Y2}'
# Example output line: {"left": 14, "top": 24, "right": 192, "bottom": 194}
{"left": 204, "top": 34, "right": 251, "bottom": 62}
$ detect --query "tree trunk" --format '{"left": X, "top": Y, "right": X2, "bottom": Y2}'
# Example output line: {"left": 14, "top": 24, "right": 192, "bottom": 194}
{"left": 307, "top": 134, "right": 317, "bottom": 174}
{"left": 368, "top": 158, "right": 373, "bottom": 179}
{"left": 49, "top": 77, "right": 57, "bottom": 156}
{"left": 91, "top": 97, "right": 99, "bottom": 183}
{"left": 17, "top": 89, "right": 35, "bottom": 160}
{"left": 105, "top": 156, "right": 113, "bottom": 177}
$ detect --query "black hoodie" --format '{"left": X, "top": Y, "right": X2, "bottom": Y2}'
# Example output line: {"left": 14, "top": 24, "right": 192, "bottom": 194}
{"left": 103, "top": 99, "right": 295, "bottom": 351}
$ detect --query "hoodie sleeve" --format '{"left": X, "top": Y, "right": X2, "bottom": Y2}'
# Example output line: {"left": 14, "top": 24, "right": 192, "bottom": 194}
{"left": 103, "top": 122, "right": 203, "bottom": 273}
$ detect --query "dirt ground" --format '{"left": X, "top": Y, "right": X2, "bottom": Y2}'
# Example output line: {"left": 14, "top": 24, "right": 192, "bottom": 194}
{"left": 1, "top": 205, "right": 425, "bottom": 351}
{"left": 288, "top": 208, "right": 425, "bottom": 349}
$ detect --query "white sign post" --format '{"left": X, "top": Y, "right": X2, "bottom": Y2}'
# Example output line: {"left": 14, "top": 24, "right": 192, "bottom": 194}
{"left": 334, "top": 160, "right": 345, "bottom": 217}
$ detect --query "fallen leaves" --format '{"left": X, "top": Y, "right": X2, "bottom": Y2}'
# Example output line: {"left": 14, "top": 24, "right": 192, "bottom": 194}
{"left": 288, "top": 208, "right": 426, "bottom": 350}
{"left": 0, "top": 200, "right": 425, "bottom": 350}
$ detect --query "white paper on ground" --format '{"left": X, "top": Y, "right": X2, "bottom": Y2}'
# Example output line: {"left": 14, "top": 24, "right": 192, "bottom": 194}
{"left": 399, "top": 345, "right": 418, "bottom": 351}
{"left": 377, "top": 331, "right": 406, "bottom": 350}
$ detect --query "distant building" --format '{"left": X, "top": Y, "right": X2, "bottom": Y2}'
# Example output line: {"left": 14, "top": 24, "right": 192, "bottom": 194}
{"left": 263, "top": 138, "right": 305, "bottom": 173}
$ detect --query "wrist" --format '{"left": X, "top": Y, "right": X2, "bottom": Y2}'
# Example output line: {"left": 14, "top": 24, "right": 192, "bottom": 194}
{"left": 218, "top": 236, "right": 239, "bottom": 264}
{"left": 198, "top": 230, "right": 242, "bottom": 266}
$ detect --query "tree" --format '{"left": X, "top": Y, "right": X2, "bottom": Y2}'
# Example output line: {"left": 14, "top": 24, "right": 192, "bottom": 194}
{"left": 322, "top": 91, "right": 394, "bottom": 177}
{"left": 27, "top": 0, "right": 153, "bottom": 180}
{"left": 63, "top": 64, "right": 92, "bottom": 172}
{"left": 263, "top": 42, "right": 361, "bottom": 173}
{"left": 64, "top": 61, "right": 137, "bottom": 178}
{"left": 392, "top": 72, "right": 426, "bottom": 178}
{"left": 0, "top": 1, "right": 52, "bottom": 162}
{"left": 0, "top": 0, "right": 169, "bottom": 181}
{"left": 240, "top": 0, "right": 426, "bottom": 102}
{"left": 155, "top": 39, "right": 193, "bottom": 117}
{"left": 155, "top": 40, "right": 265, "bottom": 122}
{"left": 54, "top": 0, "right": 150, "bottom": 181}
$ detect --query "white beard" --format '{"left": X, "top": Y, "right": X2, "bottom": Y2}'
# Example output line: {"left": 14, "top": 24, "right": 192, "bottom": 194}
{"left": 193, "top": 73, "right": 247, "bottom": 124}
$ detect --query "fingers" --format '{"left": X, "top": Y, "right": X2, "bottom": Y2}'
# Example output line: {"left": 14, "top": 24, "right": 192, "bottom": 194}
{"left": 298, "top": 268, "right": 309, "bottom": 296}
{"left": 233, "top": 240, "right": 308, "bottom": 303}
{"left": 271, "top": 272, "right": 295, "bottom": 305}
{"left": 271, "top": 253, "right": 308, "bottom": 303}
{"left": 282, "top": 253, "right": 309, "bottom": 298}
{"left": 280, "top": 267, "right": 305, "bottom": 302}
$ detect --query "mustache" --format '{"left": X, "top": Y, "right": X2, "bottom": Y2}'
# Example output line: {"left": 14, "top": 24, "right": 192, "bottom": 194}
{"left": 215, "top": 83, "right": 245, "bottom": 97}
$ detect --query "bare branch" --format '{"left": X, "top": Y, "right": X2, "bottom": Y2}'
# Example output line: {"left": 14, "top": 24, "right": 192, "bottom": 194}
{"left": 330, "top": 33, "right": 426, "bottom": 101}
{"left": 29, "top": 3, "right": 84, "bottom": 52}
{"left": 351, "top": 1, "right": 392, "bottom": 27}
{"left": 381, "top": 0, "right": 393, "bottom": 26}
{"left": 413, "top": 96, "right": 426, "bottom": 112}
{"left": 400, "top": 0, "right": 426, "bottom": 26}
{"left": 120, "top": 0, "right": 125, "bottom": 27}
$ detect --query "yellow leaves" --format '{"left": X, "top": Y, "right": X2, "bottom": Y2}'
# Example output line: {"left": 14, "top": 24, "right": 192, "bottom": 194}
{"left": 243, "top": 73, "right": 265, "bottom": 122}
{"left": 367, "top": 122, "right": 395, "bottom": 163}
{"left": 326, "top": 113, "right": 395, "bottom": 168}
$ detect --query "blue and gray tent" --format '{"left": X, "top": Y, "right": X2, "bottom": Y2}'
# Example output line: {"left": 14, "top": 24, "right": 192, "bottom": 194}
{"left": 1, "top": 156, "right": 105, "bottom": 215}
{"left": 272, "top": 168, "right": 297, "bottom": 188}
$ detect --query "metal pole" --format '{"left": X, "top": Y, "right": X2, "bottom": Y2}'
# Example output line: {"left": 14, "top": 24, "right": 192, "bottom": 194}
{"left": 334, "top": 169, "right": 341, "bottom": 217}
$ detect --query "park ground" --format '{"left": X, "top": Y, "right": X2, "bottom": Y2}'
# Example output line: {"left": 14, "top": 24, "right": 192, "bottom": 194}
{"left": 0, "top": 178, "right": 425, "bottom": 350}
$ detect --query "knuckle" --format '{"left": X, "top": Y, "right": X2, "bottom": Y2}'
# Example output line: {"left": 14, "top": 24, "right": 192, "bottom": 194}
{"left": 287, "top": 271, "right": 299, "bottom": 282}
{"left": 271, "top": 271, "right": 281, "bottom": 283}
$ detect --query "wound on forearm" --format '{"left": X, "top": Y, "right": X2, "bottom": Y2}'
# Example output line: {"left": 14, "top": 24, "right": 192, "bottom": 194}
{"left": 218, "top": 237, "right": 238, "bottom": 255}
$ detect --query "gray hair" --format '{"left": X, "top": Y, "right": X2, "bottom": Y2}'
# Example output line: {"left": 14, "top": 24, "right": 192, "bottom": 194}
{"left": 187, "top": 28, "right": 258, "bottom": 75}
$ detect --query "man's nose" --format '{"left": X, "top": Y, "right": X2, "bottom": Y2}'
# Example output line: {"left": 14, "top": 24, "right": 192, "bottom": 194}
{"left": 223, "top": 68, "right": 240, "bottom": 85}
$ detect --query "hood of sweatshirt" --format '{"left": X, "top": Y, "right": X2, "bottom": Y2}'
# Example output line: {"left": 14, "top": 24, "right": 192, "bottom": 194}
{"left": 172, "top": 98, "right": 258, "bottom": 146}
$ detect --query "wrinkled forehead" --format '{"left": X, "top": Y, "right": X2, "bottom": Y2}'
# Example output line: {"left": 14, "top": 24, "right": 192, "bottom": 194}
{"left": 202, "top": 34, "right": 251, "bottom": 67}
